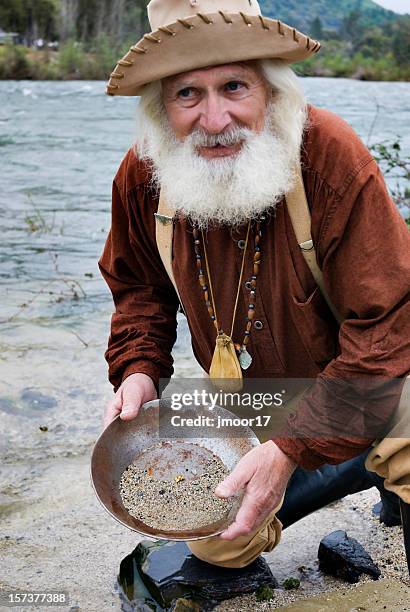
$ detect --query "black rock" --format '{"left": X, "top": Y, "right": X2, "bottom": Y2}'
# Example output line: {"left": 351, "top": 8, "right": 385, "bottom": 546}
{"left": 318, "top": 530, "right": 381, "bottom": 584}
{"left": 119, "top": 539, "right": 278, "bottom": 610}
{"left": 372, "top": 494, "right": 402, "bottom": 527}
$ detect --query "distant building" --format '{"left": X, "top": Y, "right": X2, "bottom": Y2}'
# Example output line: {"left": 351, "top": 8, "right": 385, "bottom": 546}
{"left": 0, "top": 28, "right": 20, "bottom": 45}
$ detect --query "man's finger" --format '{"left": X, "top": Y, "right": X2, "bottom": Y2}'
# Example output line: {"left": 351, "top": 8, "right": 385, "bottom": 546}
{"left": 120, "top": 403, "right": 140, "bottom": 419}
{"left": 215, "top": 458, "right": 256, "bottom": 498}
{"left": 103, "top": 392, "right": 123, "bottom": 430}
{"left": 120, "top": 386, "right": 143, "bottom": 420}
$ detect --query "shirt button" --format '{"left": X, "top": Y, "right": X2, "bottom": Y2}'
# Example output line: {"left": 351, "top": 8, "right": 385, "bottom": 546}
{"left": 245, "top": 280, "right": 252, "bottom": 290}
{"left": 254, "top": 320, "right": 264, "bottom": 330}
{"left": 238, "top": 239, "right": 246, "bottom": 250}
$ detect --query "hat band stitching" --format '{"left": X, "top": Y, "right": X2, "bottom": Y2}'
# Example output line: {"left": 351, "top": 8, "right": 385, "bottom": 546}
{"left": 197, "top": 13, "right": 213, "bottom": 24}
{"left": 178, "top": 18, "right": 194, "bottom": 29}
{"left": 258, "top": 15, "right": 269, "bottom": 30}
{"left": 158, "top": 25, "right": 176, "bottom": 36}
{"left": 130, "top": 45, "right": 147, "bottom": 54}
{"left": 306, "top": 37, "right": 310, "bottom": 50}
{"left": 110, "top": 71, "right": 124, "bottom": 79}
{"left": 118, "top": 59, "right": 134, "bottom": 66}
{"left": 218, "top": 11, "right": 233, "bottom": 24}
{"left": 239, "top": 12, "right": 252, "bottom": 26}
{"left": 144, "top": 33, "right": 162, "bottom": 43}
{"left": 277, "top": 20, "right": 284, "bottom": 35}
{"left": 293, "top": 28, "right": 299, "bottom": 43}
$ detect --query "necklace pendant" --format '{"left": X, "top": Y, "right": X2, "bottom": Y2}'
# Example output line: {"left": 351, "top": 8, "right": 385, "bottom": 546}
{"left": 239, "top": 347, "right": 252, "bottom": 370}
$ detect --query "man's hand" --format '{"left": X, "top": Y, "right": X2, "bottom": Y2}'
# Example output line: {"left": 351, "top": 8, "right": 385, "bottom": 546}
{"left": 215, "top": 440, "right": 296, "bottom": 540}
{"left": 103, "top": 372, "right": 157, "bottom": 430}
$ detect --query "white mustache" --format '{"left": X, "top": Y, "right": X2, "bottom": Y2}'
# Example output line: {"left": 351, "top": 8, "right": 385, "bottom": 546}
{"left": 188, "top": 127, "right": 252, "bottom": 148}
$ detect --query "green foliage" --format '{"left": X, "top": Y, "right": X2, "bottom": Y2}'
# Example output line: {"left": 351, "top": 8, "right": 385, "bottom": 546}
{"left": 340, "top": 9, "right": 365, "bottom": 44}
{"left": 283, "top": 577, "right": 301, "bottom": 590}
{"left": 24, "top": 195, "right": 55, "bottom": 233}
{"left": 294, "top": 27, "right": 410, "bottom": 81}
{"left": 370, "top": 139, "right": 410, "bottom": 212}
{"left": 55, "top": 38, "right": 121, "bottom": 79}
{"left": 259, "top": 0, "right": 397, "bottom": 32}
{"left": 0, "top": 0, "right": 59, "bottom": 42}
{"left": 255, "top": 585, "right": 274, "bottom": 601}
{"left": 57, "top": 40, "right": 86, "bottom": 77}
{"left": 310, "top": 16, "right": 324, "bottom": 40}
{"left": 392, "top": 16, "right": 410, "bottom": 66}
{"left": 87, "top": 33, "right": 125, "bottom": 79}
{"left": 0, "top": 45, "right": 31, "bottom": 79}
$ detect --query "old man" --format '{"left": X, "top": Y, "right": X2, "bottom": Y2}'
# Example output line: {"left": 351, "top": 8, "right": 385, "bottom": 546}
{"left": 99, "top": 0, "right": 410, "bottom": 566}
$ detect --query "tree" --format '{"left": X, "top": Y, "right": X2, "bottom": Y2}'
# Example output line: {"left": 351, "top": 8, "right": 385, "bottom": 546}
{"left": 392, "top": 16, "right": 410, "bottom": 66}
{"left": 340, "top": 9, "right": 365, "bottom": 46}
{"left": 0, "top": 0, "right": 59, "bottom": 43}
{"left": 310, "top": 16, "right": 324, "bottom": 40}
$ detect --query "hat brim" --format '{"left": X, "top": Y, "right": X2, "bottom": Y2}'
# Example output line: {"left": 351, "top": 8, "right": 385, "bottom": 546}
{"left": 106, "top": 12, "right": 320, "bottom": 96}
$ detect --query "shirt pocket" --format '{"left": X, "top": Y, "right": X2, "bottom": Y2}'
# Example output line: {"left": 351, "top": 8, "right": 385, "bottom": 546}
{"left": 291, "top": 286, "right": 339, "bottom": 367}
{"left": 251, "top": 333, "right": 285, "bottom": 375}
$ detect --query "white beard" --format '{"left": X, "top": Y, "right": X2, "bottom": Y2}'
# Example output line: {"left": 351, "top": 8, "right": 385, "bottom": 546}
{"left": 138, "top": 98, "right": 306, "bottom": 229}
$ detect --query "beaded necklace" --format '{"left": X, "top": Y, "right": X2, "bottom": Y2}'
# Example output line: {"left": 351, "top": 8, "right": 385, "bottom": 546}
{"left": 192, "top": 219, "right": 263, "bottom": 370}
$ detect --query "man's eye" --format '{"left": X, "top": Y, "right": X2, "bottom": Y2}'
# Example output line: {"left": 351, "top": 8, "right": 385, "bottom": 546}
{"left": 178, "top": 87, "right": 194, "bottom": 98}
{"left": 225, "top": 81, "right": 243, "bottom": 92}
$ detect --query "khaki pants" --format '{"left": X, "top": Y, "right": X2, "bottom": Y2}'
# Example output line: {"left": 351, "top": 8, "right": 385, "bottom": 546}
{"left": 366, "top": 377, "right": 410, "bottom": 503}
{"left": 188, "top": 502, "right": 283, "bottom": 569}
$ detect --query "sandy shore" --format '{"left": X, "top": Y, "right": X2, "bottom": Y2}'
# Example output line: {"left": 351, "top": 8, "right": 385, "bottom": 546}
{"left": 1, "top": 450, "right": 409, "bottom": 612}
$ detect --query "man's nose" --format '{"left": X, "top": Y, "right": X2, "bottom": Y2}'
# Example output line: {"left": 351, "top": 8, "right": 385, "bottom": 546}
{"left": 198, "top": 93, "right": 232, "bottom": 134}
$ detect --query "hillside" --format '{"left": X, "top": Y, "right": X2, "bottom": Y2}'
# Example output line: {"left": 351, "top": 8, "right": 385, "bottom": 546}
{"left": 259, "top": 0, "right": 398, "bottom": 33}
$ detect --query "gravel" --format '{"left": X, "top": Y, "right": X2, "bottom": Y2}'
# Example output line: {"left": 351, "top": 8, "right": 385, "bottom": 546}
{"left": 119, "top": 451, "right": 233, "bottom": 531}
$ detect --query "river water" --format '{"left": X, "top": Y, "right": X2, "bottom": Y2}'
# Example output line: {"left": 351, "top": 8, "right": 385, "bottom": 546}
{"left": 0, "top": 78, "right": 409, "bottom": 465}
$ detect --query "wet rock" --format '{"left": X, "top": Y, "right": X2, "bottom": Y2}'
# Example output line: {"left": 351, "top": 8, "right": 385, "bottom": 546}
{"left": 169, "top": 598, "right": 202, "bottom": 612}
{"left": 21, "top": 389, "right": 57, "bottom": 410}
{"left": 118, "top": 548, "right": 160, "bottom": 611}
{"left": 372, "top": 498, "right": 401, "bottom": 527}
{"left": 120, "top": 539, "right": 278, "bottom": 610}
{"left": 318, "top": 530, "right": 381, "bottom": 583}
{"left": 0, "top": 397, "right": 16, "bottom": 415}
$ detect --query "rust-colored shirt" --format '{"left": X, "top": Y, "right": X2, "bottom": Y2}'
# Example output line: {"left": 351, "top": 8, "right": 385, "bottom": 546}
{"left": 99, "top": 104, "right": 410, "bottom": 469}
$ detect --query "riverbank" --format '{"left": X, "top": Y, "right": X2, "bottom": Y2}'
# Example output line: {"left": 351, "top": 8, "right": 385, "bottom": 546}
{"left": 1, "top": 452, "right": 409, "bottom": 611}
{"left": 0, "top": 44, "right": 409, "bottom": 82}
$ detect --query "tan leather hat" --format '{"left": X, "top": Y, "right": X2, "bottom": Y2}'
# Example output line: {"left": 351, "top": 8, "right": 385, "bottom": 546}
{"left": 106, "top": 0, "right": 321, "bottom": 96}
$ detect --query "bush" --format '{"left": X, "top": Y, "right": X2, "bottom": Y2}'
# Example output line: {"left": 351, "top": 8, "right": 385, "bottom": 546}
{"left": 89, "top": 34, "right": 119, "bottom": 79}
{"left": 57, "top": 40, "right": 87, "bottom": 78}
{"left": 0, "top": 45, "right": 32, "bottom": 79}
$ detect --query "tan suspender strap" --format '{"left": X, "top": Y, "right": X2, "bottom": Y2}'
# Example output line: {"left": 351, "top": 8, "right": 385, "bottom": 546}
{"left": 286, "top": 164, "right": 344, "bottom": 324}
{"left": 154, "top": 193, "right": 184, "bottom": 307}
